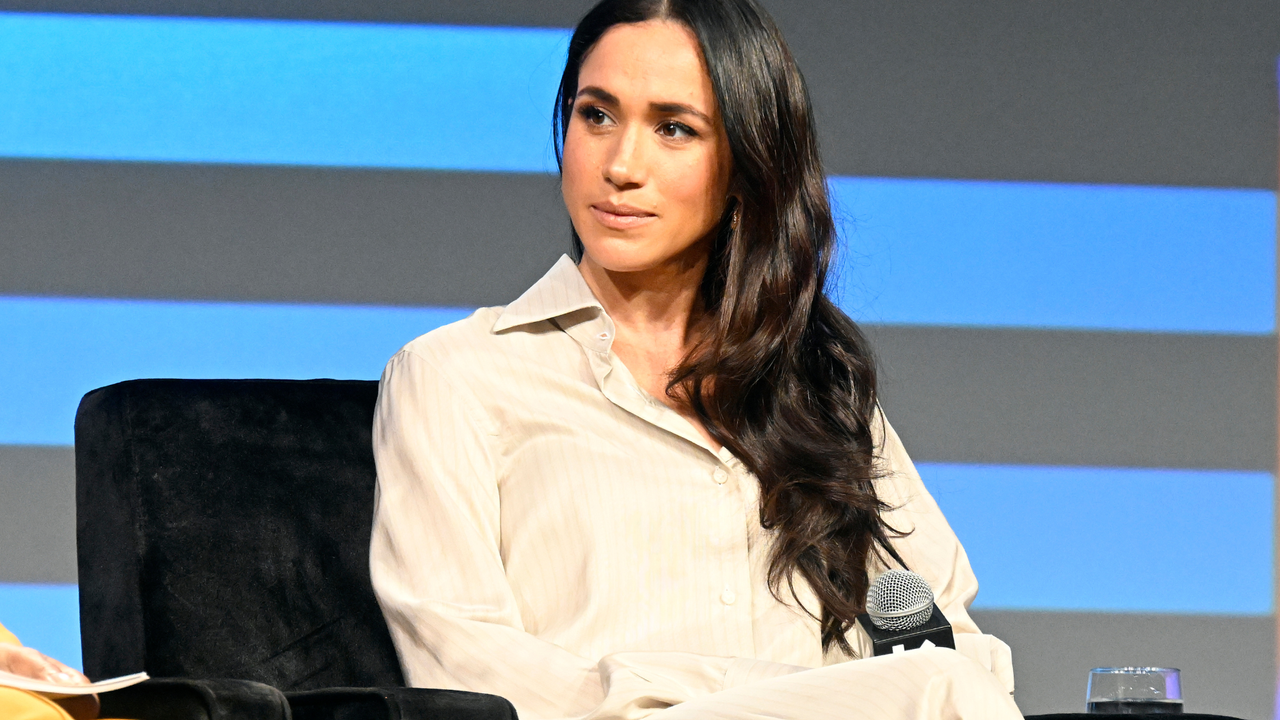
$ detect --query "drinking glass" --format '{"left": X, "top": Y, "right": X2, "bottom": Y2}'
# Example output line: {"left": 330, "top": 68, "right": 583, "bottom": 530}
{"left": 1086, "top": 667, "right": 1182, "bottom": 714}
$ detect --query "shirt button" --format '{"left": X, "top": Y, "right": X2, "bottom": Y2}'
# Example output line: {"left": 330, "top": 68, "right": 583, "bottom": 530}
{"left": 713, "top": 469, "right": 728, "bottom": 485}
{"left": 720, "top": 588, "right": 737, "bottom": 605}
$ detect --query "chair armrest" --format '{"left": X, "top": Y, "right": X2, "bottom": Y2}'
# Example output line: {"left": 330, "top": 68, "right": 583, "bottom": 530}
{"left": 98, "top": 678, "right": 290, "bottom": 720}
{"left": 287, "top": 687, "right": 518, "bottom": 720}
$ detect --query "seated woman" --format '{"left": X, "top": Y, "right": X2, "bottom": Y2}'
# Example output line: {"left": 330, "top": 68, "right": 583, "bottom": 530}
{"left": 370, "top": 0, "right": 1021, "bottom": 717}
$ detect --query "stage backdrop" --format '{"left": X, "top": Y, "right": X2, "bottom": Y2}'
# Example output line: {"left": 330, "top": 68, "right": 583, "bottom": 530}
{"left": 0, "top": 1, "right": 1275, "bottom": 717}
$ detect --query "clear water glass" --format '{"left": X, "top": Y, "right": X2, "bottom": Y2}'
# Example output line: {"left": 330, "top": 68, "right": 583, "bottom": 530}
{"left": 1087, "top": 667, "right": 1182, "bottom": 714}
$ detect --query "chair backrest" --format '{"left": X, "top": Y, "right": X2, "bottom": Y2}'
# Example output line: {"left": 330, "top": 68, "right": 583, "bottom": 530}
{"left": 75, "top": 378, "right": 404, "bottom": 690}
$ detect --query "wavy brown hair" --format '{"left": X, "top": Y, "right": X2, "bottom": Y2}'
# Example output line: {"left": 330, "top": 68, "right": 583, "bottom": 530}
{"left": 554, "top": 0, "right": 906, "bottom": 654}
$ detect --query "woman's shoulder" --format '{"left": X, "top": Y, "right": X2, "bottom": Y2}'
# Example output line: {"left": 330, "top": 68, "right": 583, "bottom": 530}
{"left": 870, "top": 408, "right": 930, "bottom": 507}
{"left": 387, "top": 304, "right": 574, "bottom": 382}
{"left": 390, "top": 305, "right": 506, "bottom": 372}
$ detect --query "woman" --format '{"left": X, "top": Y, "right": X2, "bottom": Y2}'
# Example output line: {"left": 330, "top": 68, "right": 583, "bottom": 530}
{"left": 371, "top": 0, "right": 1021, "bottom": 718}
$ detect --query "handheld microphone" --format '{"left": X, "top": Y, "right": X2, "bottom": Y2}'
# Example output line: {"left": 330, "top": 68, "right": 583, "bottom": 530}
{"left": 855, "top": 569, "right": 955, "bottom": 656}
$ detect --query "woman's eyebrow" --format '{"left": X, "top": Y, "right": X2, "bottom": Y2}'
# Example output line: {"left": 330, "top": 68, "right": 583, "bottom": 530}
{"left": 577, "top": 86, "right": 712, "bottom": 125}
{"left": 650, "top": 102, "right": 712, "bottom": 125}
{"left": 577, "top": 86, "right": 620, "bottom": 105}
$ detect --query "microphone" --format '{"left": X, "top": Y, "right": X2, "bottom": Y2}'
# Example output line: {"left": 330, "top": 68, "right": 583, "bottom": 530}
{"left": 855, "top": 569, "right": 956, "bottom": 656}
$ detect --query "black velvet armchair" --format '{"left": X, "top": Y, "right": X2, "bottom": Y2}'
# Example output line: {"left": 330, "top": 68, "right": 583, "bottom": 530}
{"left": 74, "top": 378, "right": 517, "bottom": 720}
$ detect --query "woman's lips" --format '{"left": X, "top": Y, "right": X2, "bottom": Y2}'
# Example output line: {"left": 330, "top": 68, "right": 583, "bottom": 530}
{"left": 590, "top": 204, "right": 657, "bottom": 230}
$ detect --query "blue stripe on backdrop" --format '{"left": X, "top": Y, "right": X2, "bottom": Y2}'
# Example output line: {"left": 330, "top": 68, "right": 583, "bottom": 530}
{"left": 0, "top": 297, "right": 471, "bottom": 446}
{"left": 0, "top": 13, "right": 569, "bottom": 172}
{"left": 0, "top": 584, "right": 81, "bottom": 671}
{"left": 0, "top": 463, "right": 1268, "bottom": 666}
{"left": 2, "top": 259, "right": 1277, "bottom": 446}
{"left": 921, "top": 463, "right": 1274, "bottom": 615}
{"left": 829, "top": 178, "right": 1276, "bottom": 334}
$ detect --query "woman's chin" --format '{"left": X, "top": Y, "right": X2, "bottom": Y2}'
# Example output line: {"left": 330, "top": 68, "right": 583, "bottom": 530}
{"left": 580, "top": 243, "right": 666, "bottom": 275}
{"left": 579, "top": 237, "right": 709, "bottom": 276}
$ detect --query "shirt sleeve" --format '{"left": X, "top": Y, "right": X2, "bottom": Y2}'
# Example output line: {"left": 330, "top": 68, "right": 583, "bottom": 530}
{"left": 852, "top": 411, "right": 1015, "bottom": 695}
{"left": 369, "top": 349, "right": 800, "bottom": 720}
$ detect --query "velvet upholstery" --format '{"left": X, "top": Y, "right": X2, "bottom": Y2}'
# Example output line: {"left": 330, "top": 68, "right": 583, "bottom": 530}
{"left": 75, "top": 378, "right": 517, "bottom": 720}
{"left": 288, "top": 688, "right": 518, "bottom": 720}
{"left": 98, "top": 678, "right": 290, "bottom": 720}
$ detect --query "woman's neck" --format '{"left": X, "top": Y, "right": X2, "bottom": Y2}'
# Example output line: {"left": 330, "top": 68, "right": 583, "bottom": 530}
{"left": 576, "top": 252, "right": 707, "bottom": 347}
{"left": 576, "top": 249, "right": 721, "bottom": 450}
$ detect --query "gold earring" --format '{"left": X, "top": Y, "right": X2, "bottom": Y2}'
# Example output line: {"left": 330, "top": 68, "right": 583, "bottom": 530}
{"left": 730, "top": 207, "right": 740, "bottom": 230}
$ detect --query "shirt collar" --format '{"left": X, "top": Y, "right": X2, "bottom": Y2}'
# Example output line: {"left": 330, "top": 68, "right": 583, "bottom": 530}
{"left": 494, "top": 255, "right": 733, "bottom": 459}
{"left": 492, "top": 254, "right": 608, "bottom": 335}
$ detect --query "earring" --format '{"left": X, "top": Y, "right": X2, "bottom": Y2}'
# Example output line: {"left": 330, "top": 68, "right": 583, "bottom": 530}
{"left": 730, "top": 206, "right": 740, "bottom": 230}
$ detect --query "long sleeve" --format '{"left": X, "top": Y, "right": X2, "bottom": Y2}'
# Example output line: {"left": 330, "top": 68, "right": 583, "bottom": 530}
{"left": 370, "top": 349, "right": 801, "bottom": 720}
{"left": 854, "top": 413, "right": 1015, "bottom": 694}
{"left": 877, "top": 415, "right": 981, "bottom": 631}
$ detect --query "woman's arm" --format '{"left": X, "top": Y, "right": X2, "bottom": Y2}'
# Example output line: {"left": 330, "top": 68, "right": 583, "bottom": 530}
{"left": 873, "top": 415, "right": 981, "bottom": 631}
{"left": 370, "top": 349, "right": 802, "bottom": 720}
{"left": 862, "top": 412, "right": 1015, "bottom": 694}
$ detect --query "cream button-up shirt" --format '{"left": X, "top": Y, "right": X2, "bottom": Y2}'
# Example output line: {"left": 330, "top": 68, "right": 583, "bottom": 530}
{"left": 370, "top": 256, "right": 1017, "bottom": 720}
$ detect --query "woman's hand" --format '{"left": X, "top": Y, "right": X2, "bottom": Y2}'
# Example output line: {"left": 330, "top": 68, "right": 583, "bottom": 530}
{"left": 0, "top": 644, "right": 101, "bottom": 720}
{"left": 0, "top": 643, "right": 90, "bottom": 685}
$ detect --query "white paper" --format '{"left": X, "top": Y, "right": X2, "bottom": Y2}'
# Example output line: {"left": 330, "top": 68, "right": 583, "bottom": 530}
{"left": 0, "top": 670, "right": 148, "bottom": 697}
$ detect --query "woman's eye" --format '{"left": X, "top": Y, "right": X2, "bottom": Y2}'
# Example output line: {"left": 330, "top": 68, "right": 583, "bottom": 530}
{"left": 658, "top": 121, "right": 697, "bottom": 139}
{"left": 577, "top": 106, "right": 613, "bottom": 126}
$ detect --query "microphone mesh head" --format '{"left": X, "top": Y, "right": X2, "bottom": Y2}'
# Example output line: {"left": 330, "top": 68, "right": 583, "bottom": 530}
{"left": 866, "top": 569, "right": 934, "bottom": 631}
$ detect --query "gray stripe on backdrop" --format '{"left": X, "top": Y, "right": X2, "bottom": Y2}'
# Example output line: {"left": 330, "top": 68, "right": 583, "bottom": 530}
{"left": 971, "top": 609, "right": 1275, "bottom": 720}
{"left": 0, "top": 160, "right": 571, "bottom": 308}
{"left": 0, "top": 0, "right": 1274, "bottom": 188}
{"left": 0, "top": 445, "right": 77, "bottom": 584}
{"left": 868, "top": 325, "right": 1277, "bottom": 472}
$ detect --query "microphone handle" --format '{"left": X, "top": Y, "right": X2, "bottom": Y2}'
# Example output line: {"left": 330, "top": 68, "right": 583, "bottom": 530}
{"left": 855, "top": 605, "right": 955, "bottom": 657}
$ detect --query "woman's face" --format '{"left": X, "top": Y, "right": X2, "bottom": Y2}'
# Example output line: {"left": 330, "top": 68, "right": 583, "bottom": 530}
{"left": 561, "top": 20, "right": 734, "bottom": 275}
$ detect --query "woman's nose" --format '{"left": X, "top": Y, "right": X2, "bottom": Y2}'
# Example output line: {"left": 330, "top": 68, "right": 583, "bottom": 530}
{"left": 603, "top": 125, "right": 646, "bottom": 189}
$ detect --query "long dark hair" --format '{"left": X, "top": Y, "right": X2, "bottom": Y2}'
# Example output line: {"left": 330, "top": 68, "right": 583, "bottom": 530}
{"left": 554, "top": 0, "right": 905, "bottom": 654}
